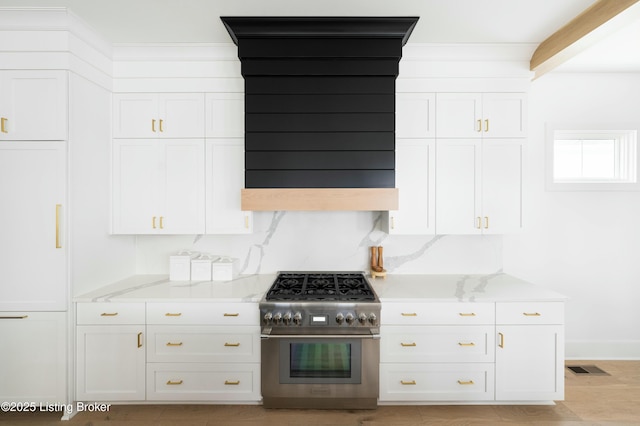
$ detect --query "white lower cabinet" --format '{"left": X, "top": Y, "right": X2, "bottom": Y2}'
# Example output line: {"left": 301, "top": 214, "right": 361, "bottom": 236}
{"left": 0, "top": 312, "right": 66, "bottom": 403}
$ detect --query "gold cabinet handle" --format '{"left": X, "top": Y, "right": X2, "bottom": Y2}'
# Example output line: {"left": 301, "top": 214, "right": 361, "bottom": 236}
{"left": 224, "top": 342, "right": 240, "bottom": 347}
{"left": 1, "top": 117, "right": 7, "bottom": 133}
{"left": 484, "top": 216, "right": 489, "bottom": 229}
{"left": 224, "top": 380, "right": 240, "bottom": 385}
{"left": 55, "top": 204, "right": 62, "bottom": 248}
{"left": 401, "top": 313, "right": 417, "bottom": 317}
{"left": 484, "top": 119, "right": 489, "bottom": 132}
{"left": 0, "top": 315, "right": 28, "bottom": 319}
{"left": 458, "top": 380, "right": 475, "bottom": 385}
{"left": 101, "top": 312, "right": 118, "bottom": 316}
{"left": 152, "top": 216, "right": 157, "bottom": 229}
{"left": 159, "top": 216, "right": 164, "bottom": 229}
{"left": 400, "top": 342, "right": 416, "bottom": 347}
{"left": 459, "top": 312, "right": 476, "bottom": 317}
{"left": 166, "top": 380, "right": 183, "bottom": 385}
{"left": 400, "top": 380, "right": 416, "bottom": 385}
{"left": 476, "top": 217, "right": 482, "bottom": 229}
{"left": 523, "top": 312, "right": 541, "bottom": 316}
{"left": 224, "top": 313, "right": 239, "bottom": 317}
{"left": 165, "top": 312, "right": 182, "bottom": 317}
{"left": 244, "top": 215, "right": 250, "bottom": 229}
{"left": 476, "top": 119, "right": 482, "bottom": 132}
{"left": 498, "top": 332, "right": 504, "bottom": 348}
{"left": 137, "top": 332, "right": 143, "bottom": 348}
{"left": 166, "top": 342, "right": 183, "bottom": 347}
{"left": 159, "top": 119, "right": 164, "bottom": 132}
{"left": 152, "top": 119, "right": 156, "bottom": 132}
{"left": 458, "top": 342, "right": 476, "bottom": 347}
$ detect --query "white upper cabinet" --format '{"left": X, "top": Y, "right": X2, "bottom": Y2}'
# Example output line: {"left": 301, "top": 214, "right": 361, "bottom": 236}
{"left": 436, "top": 93, "right": 526, "bottom": 138}
{"left": 112, "top": 139, "right": 205, "bottom": 234}
{"left": 206, "top": 93, "right": 244, "bottom": 138}
{"left": 0, "top": 142, "right": 67, "bottom": 311}
{"left": 396, "top": 93, "right": 436, "bottom": 139}
{"left": 205, "top": 139, "right": 252, "bottom": 234}
{"left": 113, "top": 93, "right": 205, "bottom": 138}
{"left": 0, "top": 71, "right": 67, "bottom": 141}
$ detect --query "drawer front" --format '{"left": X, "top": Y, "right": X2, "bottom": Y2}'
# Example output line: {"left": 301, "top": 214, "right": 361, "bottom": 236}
{"left": 146, "top": 363, "right": 260, "bottom": 401}
{"left": 147, "top": 325, "right": 259, "bottom": 363}
{"left": 76, "top": 303, "right": 145, "bottom": 325}
{"left": 379, "top": 363, "right": 495, "bottom": 401}
{"left": 381, "top": 326, "right": 494, "bottom": 363}
{"left": 496, "top": 302, "right": 564, "bottom": 325}
{"left": 146, "top": 302, "right": 259, "bottom": 325}
{"left": 382, "top": 302, "right": 494, "bottom": 325}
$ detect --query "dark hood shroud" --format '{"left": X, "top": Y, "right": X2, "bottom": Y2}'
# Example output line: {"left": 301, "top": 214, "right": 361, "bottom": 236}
{"left": 221, "top": 17, "right": 419, "bottom": 211}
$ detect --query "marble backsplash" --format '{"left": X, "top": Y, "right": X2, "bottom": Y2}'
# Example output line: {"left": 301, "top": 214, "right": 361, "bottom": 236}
{"left": 134, "top": 211, "right": 503, "bottom": 275}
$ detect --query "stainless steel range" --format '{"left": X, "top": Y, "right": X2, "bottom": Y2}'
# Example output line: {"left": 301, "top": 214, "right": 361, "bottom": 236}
{"left": 260, "top": 271, "right": 381, "bottom": 409}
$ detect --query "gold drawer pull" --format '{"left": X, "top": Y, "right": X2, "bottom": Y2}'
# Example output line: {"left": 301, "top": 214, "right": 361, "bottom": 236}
{"left": 459, "top": 312, "right": 476, "bottom": 317}
{"left": 498, "top": 332, "right": 505, "bottom": 348}
{"left": 166, "top": 342, "right": 183, "bottom": 347}
{"left": 0, "top": 315, "right": 28, "bottom": 319}
{"left": 224, "top": 313, "right": 239, "bottom": 317}
{"left": 401, "top": 313, "right": 417, "bottom": 317}
{"left": 166, "top": 380, "right": 183, "bottom": 385}
{"left": 458, "top": 380, "right": 474, "bottom": 385}
{"left": 523, "top": 312, "right": 541, "bottom": 316}
{"left": 400, "top": 380, "right": 416, "bottom": 385}
{"left": 165, "top": 313, "right": 182, "bottom": 317}
{"left": 101, "top": 312, "right": 118, "bottom": 317}
{"left": 458, "top": 342, "right": 476, "bottom": 347}
{"left": 400, "top": 342, "right": 416, "bottom": 347}
{"left": 224, "top": 342, "right": 240, "bottom": 347}
{"left": 225, "top": 380, "right": 240, "bottom": 385}
{"left": 137, "top": 332, "right": 143, "bottom": 348}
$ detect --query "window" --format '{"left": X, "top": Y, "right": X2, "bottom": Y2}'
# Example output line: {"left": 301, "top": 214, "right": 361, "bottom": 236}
{"left": 546, "top": 125, "right": 640, "bottom": 191}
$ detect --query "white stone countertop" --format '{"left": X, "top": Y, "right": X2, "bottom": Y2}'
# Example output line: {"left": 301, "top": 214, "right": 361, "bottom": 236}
{"left": 74, "top": 273, "right": 567, "bottom": 303}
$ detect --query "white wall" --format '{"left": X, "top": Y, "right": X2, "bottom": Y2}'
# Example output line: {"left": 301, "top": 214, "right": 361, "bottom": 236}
{"left": 504, "top": 72, "right": 640, "bottom": 359}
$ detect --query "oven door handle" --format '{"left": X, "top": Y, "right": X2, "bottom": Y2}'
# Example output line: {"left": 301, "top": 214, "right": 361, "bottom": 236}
{"left": 261, "top": 333, "right": 381, "bottom": 340}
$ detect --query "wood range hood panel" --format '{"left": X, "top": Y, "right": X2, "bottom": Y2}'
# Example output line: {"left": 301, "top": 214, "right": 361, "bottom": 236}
{"left": 221, "top": 17, "right": 418, "bottom": 211}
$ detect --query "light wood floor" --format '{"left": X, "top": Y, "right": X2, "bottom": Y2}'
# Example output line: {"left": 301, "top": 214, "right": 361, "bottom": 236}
{"left": 2, "top": 361, "right": 639, "bottom": 425}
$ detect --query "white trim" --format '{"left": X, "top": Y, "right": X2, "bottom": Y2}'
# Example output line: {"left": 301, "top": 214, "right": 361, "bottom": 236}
{"left": 566, "top": 340, "right": 640, "bottom": 360}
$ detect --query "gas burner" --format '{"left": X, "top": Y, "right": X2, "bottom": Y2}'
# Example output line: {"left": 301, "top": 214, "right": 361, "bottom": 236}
{"left": 265, "top": 271, "right": 376, "bottom": 302}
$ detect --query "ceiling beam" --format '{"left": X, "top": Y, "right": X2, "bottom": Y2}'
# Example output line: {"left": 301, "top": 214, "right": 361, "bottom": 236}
{"left": 530, "top": 0, "right": 640, "bottom": 78}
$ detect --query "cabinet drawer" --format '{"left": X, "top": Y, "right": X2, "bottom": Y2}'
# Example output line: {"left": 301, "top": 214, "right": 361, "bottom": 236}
{"left": 76, "top": 303, "right": 145, "bottom": 325}
{"left": 146, "top": 302, "right": 258, "bottom": 325}
{"left": 382, "top": 302, "right": 494, "bottom": 325}
{"left": 496, "top": 302, "right": 564, "bottom": 325}
{"left": 380, "top": 363, "right": 495, "bottom": 401}
{"left": 381, "top": 326, "right": 494, "bottom": 363}
{"left": 147, "top": 325, "right": 259, "bottom": 363}
{"left": 146, "top": 363, "right": 260, "bottom": 401}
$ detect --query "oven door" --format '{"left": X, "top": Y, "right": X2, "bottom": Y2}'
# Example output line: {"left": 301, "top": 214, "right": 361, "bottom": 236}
{"left": 261, "top": 333, "right": 379, "bottom": 409}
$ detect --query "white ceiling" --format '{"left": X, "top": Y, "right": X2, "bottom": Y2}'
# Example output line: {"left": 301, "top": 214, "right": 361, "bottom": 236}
{"left": 1, "top": 0, "right": 639, "bottom": 73}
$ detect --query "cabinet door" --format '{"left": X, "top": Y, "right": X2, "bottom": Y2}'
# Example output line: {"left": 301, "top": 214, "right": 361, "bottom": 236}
{"left": 205, "top": 93, "right": 244, "bottom": 138}
{"left": 0, "top": 142, "right": 66, "bottom": 310}
{"left": 387, "top": 139, "right": 435, "bottom": 234}
{"left": 435, "top": 140, "right": 481, "bottom": 234}
{"left": 0, "top": 312, "right": 66, "bottom": 403}
{"left": 0, "top": 71, "right": 67, "bottom": 141}
{"left": 396, "top": 93, "right": 435, "bottom": 138}
{"left": 482, "top": 140, "right": 523, "bottom": 234}
{"left": 482, "top": 93, "right": 527, "bottom": 138}
{"left": 158, "top": 94, "right": 205, "bottom": 138}
{"left": 436, "top": 93, "right": 482, "bottom": 138}
{"left": 76, "top": 325, "right": 146, "bottom": 401}
{"left": 112, "top": 140, "right": 161, "bottom": 234}
{"left": 205, "top": 139, "right": 252, "bottom": 234}
{"left": 161, "top": 140, "right": 205, "bottom": 234}
{"left": 113, "top": 94, "right": 158, "bottom": 138}
{"left": 495, "top": 325, "right": 564, "bottom": 401}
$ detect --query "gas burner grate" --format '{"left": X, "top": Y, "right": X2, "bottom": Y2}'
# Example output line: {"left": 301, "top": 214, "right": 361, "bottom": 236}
{"left": 266, "top": 272, "right": 376, "bottom": 302}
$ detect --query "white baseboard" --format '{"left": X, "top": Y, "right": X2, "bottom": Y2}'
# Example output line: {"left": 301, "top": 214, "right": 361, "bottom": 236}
{"left": 566, "top": 340, "right": 640, "bottom": 360}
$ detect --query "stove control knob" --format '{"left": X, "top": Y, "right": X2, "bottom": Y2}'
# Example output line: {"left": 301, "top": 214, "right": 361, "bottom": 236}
{"left": 263, "top": 312, "right": 273, "bottom": 324}
{"left": 293, "top": 312, "right": 302, "bottom": 325}
{"left": 368, "top": 313, "right": 377, "bottom": 325}
{"left": 345, "top": 313, "right": 355, "bottom": 325}
{"left": 335, "top": 313, "right": 344, "bottom": 325}
{"left": 283, "top": 312, "right": 292, "bottom": 325}
{"left": 273, "top": 312, "right": 282, "bottom": 324}
{"left": 358, "top": 313, "right": 367, "bottom": 325}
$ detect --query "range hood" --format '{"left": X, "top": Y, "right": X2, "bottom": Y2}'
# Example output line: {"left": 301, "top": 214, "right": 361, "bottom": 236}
{"left": 220, "top": 17, "right": 419, "bottom": 211}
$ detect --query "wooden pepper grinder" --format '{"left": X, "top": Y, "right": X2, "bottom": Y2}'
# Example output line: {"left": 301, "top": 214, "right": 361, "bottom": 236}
{"left": 370, "top": 245, "right": 387, "bottom": 279}
{"left": 370, "top": 246, "right": 379, "bottom": 271}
